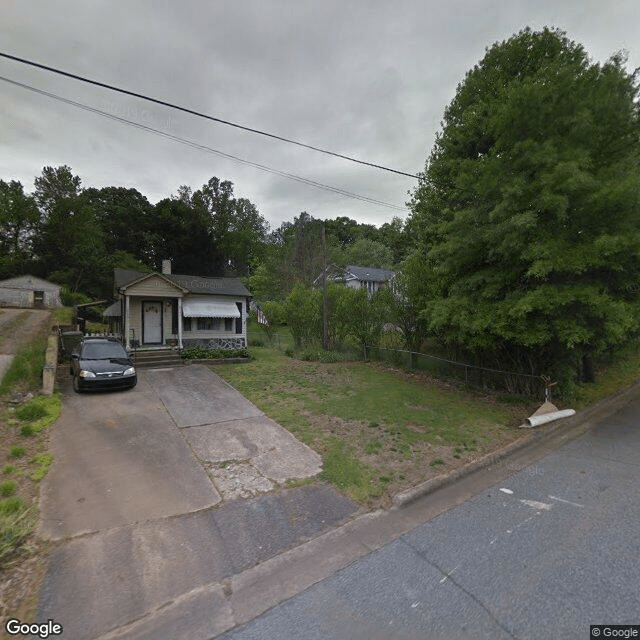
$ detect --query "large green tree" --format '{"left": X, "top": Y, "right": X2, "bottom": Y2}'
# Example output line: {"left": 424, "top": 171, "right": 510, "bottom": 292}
{"left": 80, "top": 186, "right": 155, "bottom": 263}
{"left": 33, "top": 165, "right": 82, "bottom": 218}
{"left": 0, "top": 180, "right": 39, "bottom": 278}
{"left": 191, "top": 177, "right": 269, "bottom": 276}
{"left": 408, "top": 27, "right": 640, "bottom": 384}
{"left": 152, "top": 198, "right": 220, "bottom": 275}
{"left": 33, "top": 196, "right": 109, "bottom": 296}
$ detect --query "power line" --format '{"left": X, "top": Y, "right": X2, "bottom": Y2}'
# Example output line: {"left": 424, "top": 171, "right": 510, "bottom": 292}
{"left": 0, "top": 51, "right": 420, "bottom": 179}
{"left": 0, "top": 75, "right": 407, "bottom": 212}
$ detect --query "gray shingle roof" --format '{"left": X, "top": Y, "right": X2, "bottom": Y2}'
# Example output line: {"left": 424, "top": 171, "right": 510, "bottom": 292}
{"left": 114, "top": 269, "right": 250, "bottom": 297}
{"left": 0, "top": 275, "right": 61, "bottom": 291}
{"left": 344, "top": 265, "right": 395, "bottom": 283}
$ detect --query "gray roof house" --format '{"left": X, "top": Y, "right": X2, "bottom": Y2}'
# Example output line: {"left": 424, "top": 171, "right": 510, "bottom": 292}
{"left": 0, "top": 275, "right": 62, "bottom": 309}
{"left": 107, "top": 261, "right": 251, "bottom": 350}
{"left": 315, "top": 265, "right": 396, "bottom": 295}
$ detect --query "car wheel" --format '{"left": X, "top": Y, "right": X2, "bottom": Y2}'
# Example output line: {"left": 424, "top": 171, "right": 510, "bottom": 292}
{"left": 72, "top": 375, "right": 82, "bottom": 393}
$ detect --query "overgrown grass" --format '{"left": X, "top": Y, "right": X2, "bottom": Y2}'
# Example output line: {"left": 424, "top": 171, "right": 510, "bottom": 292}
{"left": 570, "top": 341, "right": 640, "bottom": 408}
{"left": 0, "top": 336, "right": 49, "bottom": 396}
{"left": 216, "top": 347, "right": 521, "bottom": 503}
{"left": 0, "top": 396, "right": 60, "bottom": 565}
{"left": 30, "top": 453, "right": 54, "bottom": 481}
{"left": 0, "top": 498, "right": 37, "bottom": 563}
{"left": 0, "top": 310, "right": 60, "bottom": 569}
{"left": 51, "top": 306, "right": 74, "bottom": 324}
{"left": 12, "top": 395, "right": 61, "bottom": 435}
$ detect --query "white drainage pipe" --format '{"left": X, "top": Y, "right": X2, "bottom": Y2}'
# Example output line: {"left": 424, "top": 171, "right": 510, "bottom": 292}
{"left": 525, "top": 409, "right": 576, "bottom": 428}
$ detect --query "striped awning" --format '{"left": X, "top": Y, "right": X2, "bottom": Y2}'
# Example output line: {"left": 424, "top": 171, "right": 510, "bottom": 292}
{"left": 182, "top": 297, "right": 240, "bottom": 318}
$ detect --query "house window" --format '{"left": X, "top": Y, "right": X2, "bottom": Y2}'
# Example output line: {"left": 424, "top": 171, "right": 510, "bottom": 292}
{"left": 183, "top": 317, "right": 192, "bottom": 332}
{"left": 197, "top": 317, "right": 221, "bottom": 331}
{"left": 225, "top": 318, "right": 233, "bottom": 331}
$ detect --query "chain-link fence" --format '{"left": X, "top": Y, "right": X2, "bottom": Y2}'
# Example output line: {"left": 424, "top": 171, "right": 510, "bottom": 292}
{"left": 365, "top": 345, "right": 544, "bottom": 397}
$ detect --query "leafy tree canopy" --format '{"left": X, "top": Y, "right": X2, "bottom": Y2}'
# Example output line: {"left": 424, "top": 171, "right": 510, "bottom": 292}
{"left": 34, "top": 165, "right": 81, "bottom": 218}
{"left": 408, "top": 27, "right": 640, "bottom": 383}
{"left": 0, "top": 180, "right": 39, "bottom": 278}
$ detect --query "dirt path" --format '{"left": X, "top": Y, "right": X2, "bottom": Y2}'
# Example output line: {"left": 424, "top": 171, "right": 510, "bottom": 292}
{"left": 0, "top": 308, "right": 52, "bottom": 355}
{"left": 0, "top": 308, "right": 52, "bottom": 383}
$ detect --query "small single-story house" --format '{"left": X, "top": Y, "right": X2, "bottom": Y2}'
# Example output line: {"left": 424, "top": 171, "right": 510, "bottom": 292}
{"left": 106, "top": 261, "right": 251, "bottom": 350}
{"left": 0, "top": 275, "right": 62, "bottom": 309}
{"left": 315, "top": 265, "right": 396, "bottom": 295}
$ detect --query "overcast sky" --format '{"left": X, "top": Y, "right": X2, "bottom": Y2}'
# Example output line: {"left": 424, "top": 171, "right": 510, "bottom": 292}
{"left": 1, "top": 1, "right": 639, "bottom": 230}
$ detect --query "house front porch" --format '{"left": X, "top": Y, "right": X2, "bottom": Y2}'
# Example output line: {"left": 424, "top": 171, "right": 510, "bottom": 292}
{"left": 106, "top": 270, "right": 249, "bottom": 351}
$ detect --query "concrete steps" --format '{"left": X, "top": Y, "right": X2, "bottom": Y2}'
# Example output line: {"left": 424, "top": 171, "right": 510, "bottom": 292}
{"left": 133, "top": 349, "right": 183, "bottom": 369}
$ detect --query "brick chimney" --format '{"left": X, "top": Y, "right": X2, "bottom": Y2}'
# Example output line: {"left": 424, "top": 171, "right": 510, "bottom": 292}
{"left": 162, "top": 259, "right": 172, "bottom": 275}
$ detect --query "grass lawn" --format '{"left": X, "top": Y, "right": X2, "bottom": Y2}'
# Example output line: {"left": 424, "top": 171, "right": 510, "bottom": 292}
{"left": 216, "top": 347, "right": 537, "bottom": 506}
{"left": 0, "top": 310, "right": 60, "bottom": 623}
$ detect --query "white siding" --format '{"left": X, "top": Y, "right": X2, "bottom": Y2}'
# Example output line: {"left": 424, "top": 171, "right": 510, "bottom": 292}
{"left": 125, "top": 275, "right": 184, "bottom": 298}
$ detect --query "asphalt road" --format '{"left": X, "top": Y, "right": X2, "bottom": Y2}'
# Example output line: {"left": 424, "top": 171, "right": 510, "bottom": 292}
{"left": 219, "top": 395, "right": 640, "bottom": 640}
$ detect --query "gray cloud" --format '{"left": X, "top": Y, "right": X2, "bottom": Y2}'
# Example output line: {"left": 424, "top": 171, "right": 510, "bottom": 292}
{"left": 1, "top": 0, "right": 638, "bottom": 228}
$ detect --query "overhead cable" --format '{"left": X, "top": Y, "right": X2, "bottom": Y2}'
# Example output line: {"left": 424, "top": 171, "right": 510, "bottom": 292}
{"left": 0, "top": 51, "right": 420, "bottom": 179}
{"left": 0, "top": 75, "right": 407, "bottom": 212}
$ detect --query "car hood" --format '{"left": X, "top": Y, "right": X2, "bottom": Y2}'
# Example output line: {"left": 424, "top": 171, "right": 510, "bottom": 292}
{"left": 79, "top": 358, "right": 133, "bottom": 373}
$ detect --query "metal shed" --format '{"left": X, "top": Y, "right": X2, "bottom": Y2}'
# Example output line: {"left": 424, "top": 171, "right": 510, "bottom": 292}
{"left": 0, "top": 275, "right": 62, "bottom": 309}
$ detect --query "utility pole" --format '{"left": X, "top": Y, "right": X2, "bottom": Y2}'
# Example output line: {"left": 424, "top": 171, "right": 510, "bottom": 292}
{"left": 321, "top": 222, "right": 329, "bottom": 350}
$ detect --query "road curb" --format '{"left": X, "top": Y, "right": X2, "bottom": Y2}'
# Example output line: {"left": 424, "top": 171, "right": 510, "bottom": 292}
{"left": 392, "top": 379, "right": 640, "bottom": 508}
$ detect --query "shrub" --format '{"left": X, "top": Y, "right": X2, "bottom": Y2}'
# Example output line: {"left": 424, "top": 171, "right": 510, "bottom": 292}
{"left": 19, "top": 425, "right": 35, "bottom": 437}
{"left": 0, "top": 481, "right": 17, "bottom": 497}
{"left": 298, "top": 347, "right": 345, "bottom": 363}
{"left": 60, "top": 288, "right": 92, "bottom": 307}
{"left": 0, "top": 497, "right": 25, "bottom": 516}
{"left": 181, "top": 347, "right": 250, "bottom": 360}
{"left": 9, "top": 446, "right": 25, "bottom": 458}
{"left": 15, "top": 402, "right": 48, "bottom": 421}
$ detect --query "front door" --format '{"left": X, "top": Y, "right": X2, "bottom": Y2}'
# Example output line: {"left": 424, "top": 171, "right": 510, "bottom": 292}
{"left": 143, "top": 301, "right": 163, "bottom": 344}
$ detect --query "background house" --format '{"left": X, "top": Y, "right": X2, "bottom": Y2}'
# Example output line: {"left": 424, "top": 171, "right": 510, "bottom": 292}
{"left": 0, "top": 275, "right": 62, "bottom": 309}
{"left": 315, "top": 265, "right": 396, "bottom": 295}
{"left": 108, "top": 261, "right": 251, "bottom": 349}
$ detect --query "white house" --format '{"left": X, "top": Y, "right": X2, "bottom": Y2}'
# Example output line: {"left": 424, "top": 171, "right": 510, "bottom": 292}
{"left": 106, "top": 261, "right": 251, "bottom": 350}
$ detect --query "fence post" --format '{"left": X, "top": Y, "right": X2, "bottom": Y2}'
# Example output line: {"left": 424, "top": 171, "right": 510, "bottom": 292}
{"left": 410, "top": 351, "right": 415, "bottom": 370}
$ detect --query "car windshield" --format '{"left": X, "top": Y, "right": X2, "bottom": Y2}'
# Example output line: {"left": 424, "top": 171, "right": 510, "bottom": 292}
{"left": 81, "top": 342, "right": 128, "bottom": 360}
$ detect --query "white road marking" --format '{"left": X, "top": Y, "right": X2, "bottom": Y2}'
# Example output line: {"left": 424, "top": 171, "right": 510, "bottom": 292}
{"left": 439, "top": 564, "right": 460, "bottom": 583}
{"left": 499, "top": 488, "right": 514, "bottom": 494}
{"left": 548, "top": 495, "right": 584, "bottom": 508}
{"left": 519, "top": 499, "right": 552, "bottom": 511}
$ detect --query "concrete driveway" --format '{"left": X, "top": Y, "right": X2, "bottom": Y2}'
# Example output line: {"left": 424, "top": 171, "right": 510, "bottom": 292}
{"left": 40, "top": 364, "right": 322, "bottom": 540}
{"left": 37, "top": 364, "right": 356, "bottom": 640}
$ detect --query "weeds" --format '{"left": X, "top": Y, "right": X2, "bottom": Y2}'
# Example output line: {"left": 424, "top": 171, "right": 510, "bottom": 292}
{"left": 15, "top": 403, "right": 48, "bottom": 422}
{"left": 0, "top": 481, "right": 17, "bottom": 497}
{"left": 30, "top": 454, "right": 54, "bottom": 481}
